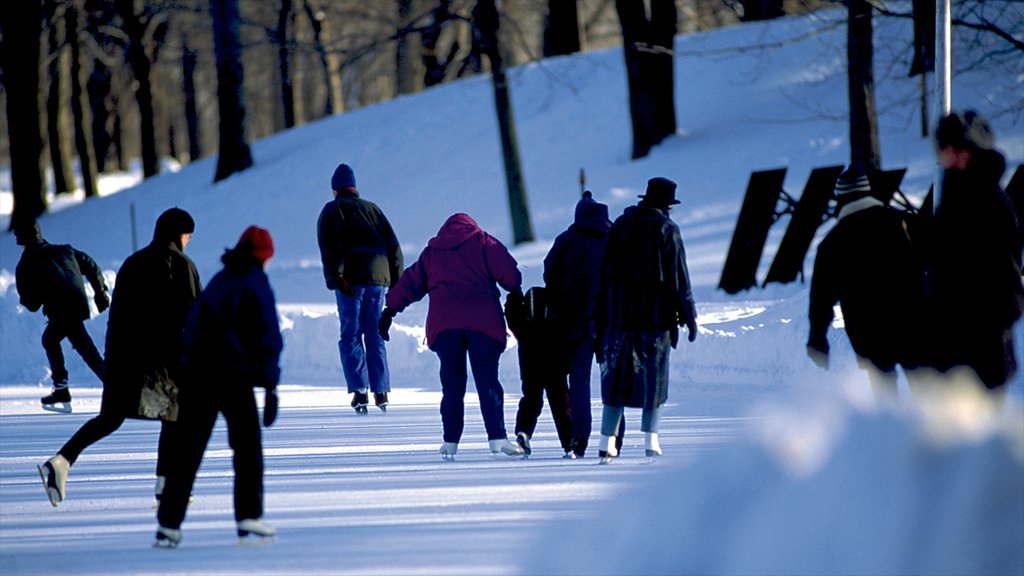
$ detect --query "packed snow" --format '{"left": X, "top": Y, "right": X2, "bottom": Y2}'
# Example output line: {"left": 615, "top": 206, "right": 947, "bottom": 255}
{"left": 1, "top": 7, "right": 1022, "bottom": 575}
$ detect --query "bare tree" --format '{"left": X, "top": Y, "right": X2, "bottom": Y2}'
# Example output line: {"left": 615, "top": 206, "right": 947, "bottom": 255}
{"left": 1, "top": 0, "right": 47, "bottom": 229}
{"left": 68, "top": 0, "right": 99, "bottom": 198}
{"left": 473, "top": 0, "right": 533, "bottom": 244}
{"left": 45, "top": 0, "right": 75, "bottom": 195}
{"left": 397, "top": 0, "right": 424, "bottom": 94}
{"left": 116, "top": 0, "right": 169, "bottom": 178}
{"left": 544, "top": 0, "right": 582, "bottom": 57}
{"left": 211, "top": 0, "right": 253, "bottom": 182}
{"left": 848, "top": 0, "right": 879, "bottom": 173}
{"left": 276, "top": 0, "right": 298, "bottom": 128}
{"left": 302, "top": 0, "right": 344, "bottom": 115}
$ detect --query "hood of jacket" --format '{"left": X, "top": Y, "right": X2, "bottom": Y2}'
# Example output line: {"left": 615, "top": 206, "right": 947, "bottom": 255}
{"left": 428, "top": 213, "right": 483, "bottom": 250}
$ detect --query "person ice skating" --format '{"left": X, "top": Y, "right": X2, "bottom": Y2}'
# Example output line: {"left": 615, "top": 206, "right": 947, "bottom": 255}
{"left": 379, "top": 213, "right": 525, "bottom": 460}
{"left": 509, "top": 191, "right": 611, "bottom": 459}
{"left": 925, "top": 110, "right": 1024, "bottom": 393}
{"left": 156, "top": 226, "right": 283, "bottom": 548}
{"left": 595, "top": 178, "right": 698, "bottom": 463}
{"left": 806, "top": 168, "right": 929, "bottom": 402}
{"left": 317, "top": 163, "right": 403, "bottom": 414}
{"left": 37, "top": 208, "right": 201, "bottom": 507}
{"left": 14, "top": 219, "right": 109, "bottom": 413}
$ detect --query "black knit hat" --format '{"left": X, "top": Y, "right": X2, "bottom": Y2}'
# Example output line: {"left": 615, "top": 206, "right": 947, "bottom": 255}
{"left": 331, "top": 164, "right": 357, "bottom": 191}
{"left": 639, "top": 177, "right": 680, "bottom": 206}
{"left": 14, "top": 220, "right": 42, "bottom": 246}
{"left": 153, "top": 207, "right": 195, "bottom": 244}
{"left": 935, "top": 110, "right": 994, "bottom": 152}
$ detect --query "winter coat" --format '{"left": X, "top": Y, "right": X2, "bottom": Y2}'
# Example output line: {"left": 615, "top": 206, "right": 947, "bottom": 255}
{"left": 317, "top": 189, "right": 403, "bottom": 290}
{"left": 104, "top": 239, "right": 201, "bottom": 417}
{"left": 386, "top": 213, "right": 522, "bottom": 347}
{"left": 926, "top": 149, "right": 1024, "bottom": 386}
{"left": 808, "top": 199, "right": 927, "bottom": 371}
{"left": 543, "top": 208, "right": 611, "bottom": 345}
{"left": 16, "top": 240, "right": 107, "bottom": 322}
{"left": 183, "top": 250, "right": 283, "bottom": 390}
{"left": 596, "top": 204, "right": 696, "bottom": 344}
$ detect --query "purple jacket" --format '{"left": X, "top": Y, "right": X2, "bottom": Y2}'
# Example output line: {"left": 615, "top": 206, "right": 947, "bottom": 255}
{"left": 386, "top": 213, "right": 522, "bottom": 347}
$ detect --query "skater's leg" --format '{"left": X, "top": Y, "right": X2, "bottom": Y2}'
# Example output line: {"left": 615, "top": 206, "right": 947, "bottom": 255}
{"left": 157, "top": 390, "right": 217, "bottom": 530}
{"left": 466, "top": 331, "right": 507, "bottom": 441}
{"left": 64, "top": 321, "right": 106, "bottom": 383}
{"left": 335, "top": 289, "right": 369, "bottom": 393}
{"left": 434, "top": 331, "right": 468, "bottom": 444}
{"left": 514, "top": 346, "right": 543, "bottom": 438}
{"left": 57, "top": 384, "right": 126, "bottom": 465}
{"left": 359, "top": 286, "right": 390, "bottom": 395}
{"left": 41, "top": 321, "right": 69, "bottom": 385}
{"left": 566, "top": 339, "right": 595, "bottom": 454}
{"left": 222, "top": 387, "right": 264, "bottom": 522}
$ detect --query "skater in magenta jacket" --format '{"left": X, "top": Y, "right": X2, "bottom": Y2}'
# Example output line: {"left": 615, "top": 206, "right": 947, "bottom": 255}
{"left": 379, "top": 213, "right": 525, "bottom": 459}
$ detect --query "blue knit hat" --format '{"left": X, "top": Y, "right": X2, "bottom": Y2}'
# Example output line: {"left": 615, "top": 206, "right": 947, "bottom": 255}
{"left": 331, "top": 164, "right": 357, "bottom": 191}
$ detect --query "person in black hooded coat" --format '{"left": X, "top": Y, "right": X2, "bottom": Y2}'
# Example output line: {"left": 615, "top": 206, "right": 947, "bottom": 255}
{"left": 926, "top": 110, "right": 1024, "bottom": 392}
{"left": 156, "top": 226, "right": 282, "bottom": 546}
{"left": 37, "top": 208, "right": 201, "bottom": 508}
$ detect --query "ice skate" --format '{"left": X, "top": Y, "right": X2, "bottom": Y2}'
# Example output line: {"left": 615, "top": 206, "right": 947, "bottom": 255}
{"left": 439, "top": 442, "right": 458, "bottom": 461}
{"left": 489, "top": 438, "right": 526, "bottom": 459}
{"left": 374, "top": 392, "right": 389, "bottom": 413}
{"left": 645, "top": 432, "right": 662, "bottom": 463}
{"left": 153, "top": 526, "right": 181, "bottom": 549}
{"left": 562, "top": 450, "right": 577, "bottom": 460}
{"left": 598, "top": 435, "right": 619, "bottom": 465}
{"left": 351, "top": 389, "right": 369, "bottom": 414}
{"left": 515, "top": 432, "right": 532, "bottom": 458}
{"left": 37, "top": 455, "right": 69, "bottom": 506}
{"left": 41, "top": 384, "right": 72, "bottom": 414}
{"left": 237, "top": 518, "right": 276, "bottom": 544}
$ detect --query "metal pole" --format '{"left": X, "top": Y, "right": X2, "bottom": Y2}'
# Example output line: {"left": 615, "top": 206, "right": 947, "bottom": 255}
{"left": 932, "top": 0, "right": 951, "bottom": 214}
{"left": 130, "top": 202, "right": 138, "bottom": 252}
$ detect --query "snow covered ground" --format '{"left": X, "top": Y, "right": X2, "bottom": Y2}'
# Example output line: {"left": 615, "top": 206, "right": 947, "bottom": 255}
{"left": 1, "top": 6, "right": 1022, "bottom": 575}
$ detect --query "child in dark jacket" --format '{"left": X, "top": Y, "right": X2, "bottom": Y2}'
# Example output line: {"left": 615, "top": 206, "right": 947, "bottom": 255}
{"left": 15, "top": 220, "right": 109, "bottom": 412}
{"left": 155, "top": 226, "right": 283, "bottom": 547}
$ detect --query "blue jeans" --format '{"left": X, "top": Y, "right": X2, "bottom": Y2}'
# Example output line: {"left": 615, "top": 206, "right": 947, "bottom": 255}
{"left": 432, "top": 329, "right": 508, "bottom": 443}
{"left": 335, "top": 285, "right": 389, "bottom": 394}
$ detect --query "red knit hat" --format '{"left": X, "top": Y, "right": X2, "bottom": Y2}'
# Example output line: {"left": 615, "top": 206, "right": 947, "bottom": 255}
{"left": 237, "top": 226, "right": 274, "bottom": 263}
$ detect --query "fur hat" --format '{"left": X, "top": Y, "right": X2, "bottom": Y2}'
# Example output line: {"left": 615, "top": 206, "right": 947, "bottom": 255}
{"left": 574, "top": 191, "right": 611, "bottom": 231}
{"left": 236, "top": 226, "right": 275, "bottom": 264}
{"left": 834, "top": 169, "right": 872, "bottom": 199}
{"left": 14, "top": 220, "right": 42, "bottom": 246}
{"left": 153, "top": 207, "right": 195, "bottom": 244}
{"left": 639, "top": 177, "right": 680, "bottom": 206}
{"left": 331, "top": 163, "right": 357, "bottom": 191}
{"left": 935, "top": 110, "right": 994, "bottom": 152}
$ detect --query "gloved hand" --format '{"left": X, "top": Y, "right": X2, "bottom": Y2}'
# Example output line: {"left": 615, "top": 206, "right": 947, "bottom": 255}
{"left": 594, "top": 339, "right": 605, "bottom": 364}
{"left": 95, "top": 291, "right": 110, "bottom": 313}
{"left": 504, "top": 289, "right": 525, "bottom": 338}
{"left": 263, "top": 388, "right": 279, "bottom": 427}
{"left": 378, "top": 307, "right": 397, "bottom": 341}
{"left": 337, "top": 275, "right": 355, "bottom": 297}
{"left": 806, "top": 341, "right": 830, "bottom": 370}
{"left": 685, "top": 319, "right": 698, "bottom": 342}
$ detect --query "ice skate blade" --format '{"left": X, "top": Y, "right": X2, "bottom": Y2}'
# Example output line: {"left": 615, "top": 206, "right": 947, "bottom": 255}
{"left": 238, "top": 534, "right": 275, "bottom": 546}
{"left": 353, "top": 406, "right": 368, "bottom": 415}
{"left": 441, "top": 454, "right": 455, "bottom": 462}
{"left": 37, "top": 464, "right": 61, "bottom": 506}
{"left": 41, "top": 402, "right": 72, "bottom": 414}
{"left": 154, "top": 528, "right": 181, "bottom": 549}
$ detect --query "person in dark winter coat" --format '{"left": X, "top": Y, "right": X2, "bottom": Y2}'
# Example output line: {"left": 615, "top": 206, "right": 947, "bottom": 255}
{"left": 14, "top": 220, "right": 109, "bottom": 411}
{"left": 926, "top": 110, "right": 1024, "bottom": 392}
{"left": 807, "top": 168, "right": 928, "bottom": 401}
{"left": 317, "top": 163, "right": 403, "bottom": 413}
{"left": 37, "top": 208, "right": 201, "bottom": 508}
{"left": 379, "top": 213, "right": 525, "bottom": 459}
{"left": 595, "top": 178, "right": 698, "bottom": 462}
{"left": 156, "top": 226, "right": 283, "bottom": 547}
{"left": 509, "top": 192, "right": 612, "bottom": 459}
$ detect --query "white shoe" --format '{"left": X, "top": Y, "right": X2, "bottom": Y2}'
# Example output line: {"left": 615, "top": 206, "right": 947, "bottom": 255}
{"left": 645, "top": 432, "right": 662, "bottom": 458}
{"left": 598, "top": 435, "right": 618, "bottom": 465}
{"left": 154, "top": 525, "right": 181, "bottom": 548}
{"left": 37, "top": 455, "right": 69, "bottom": 506}
{"left": 237, "top": 518, "right": 276, "bottom": 538}
{"left": 489, "top": 438, "right": 525, "bottom": 458}
{"left": 440, "top": 442, "right": 458, "bottom": 461}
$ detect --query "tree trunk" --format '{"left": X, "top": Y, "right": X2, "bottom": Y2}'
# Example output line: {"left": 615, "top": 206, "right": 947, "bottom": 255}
{"left": 421, "top": 0, "right": 460, "bottom": 87}
{"left": 182, "top": 37, "right": 202, "bottom": 161}
{"left": 211, "top": 0, "right": 253, "bottom": 182}
{"left": 277, "top": 0, "right": 297, "bottom": 129}
{"left": 303, "top": 0, "right": 343, "bottom": 116}
{"left": 116, "top": 0, "right": 160, "bottom": 178}
{"left": 1, "top": 0, "right": 48, "bottom": 229}
{"left": 396, "top": 0, "right": 424, "bottom": 95}
{"left": 848, "top": 0, "right": 880, "bottom": 173}
{"left": 615, "top": 0, "right": 656, "bottom": 159}
{"left": 543, "top": 0, "right": 581, "bottom": 57}
{"left": 473, "top": 0, "right": 534, "bottom": 245}
{"left": 649, "top": 0, "right": 677, "bottom": 143}
{"left": 740, "top": 0, "right": 783, "bottom": 21}
{"left": 46, "top": 0, "right": 75, "bottom": 195}
{"left": 68, "top": 0, "right": 99, "bottom": 198}
{"left": 87, "top": 59, "right": 114, "bottom": 173}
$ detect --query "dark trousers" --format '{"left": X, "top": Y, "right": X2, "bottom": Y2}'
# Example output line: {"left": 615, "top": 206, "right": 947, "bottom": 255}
{"left": 42, "top": 318, "right": 105, "bottom": 385}
{"left": 514, "top": 336, "right": 573, "bottom": 452}
{"left": 566, "top": 338, "right": 596, "bottom": 453}
{"left": 59, "top": 379, "right": 175, "bottom": 476}
{"left": 158, "top": 382, "right": 264, "bottom": 530}
{"left": 433, "top": 329, "right": 508, "bottom": 443}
